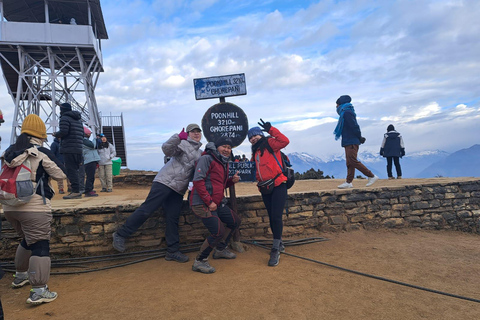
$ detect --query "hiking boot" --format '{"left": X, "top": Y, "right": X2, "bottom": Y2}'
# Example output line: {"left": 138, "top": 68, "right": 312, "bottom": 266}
{"left": 112, "top": 232, "right": 126, "bottom": 252}
{"left": 12, "top": 274, "right": 29, "bottom": 289}
{"left": 107, "top": 189, "right": 113, "bottom": 192}
{"left": 230, "top": 241, "right": 245, "bottom": 253}
{"left": 165, "top": 251, "right": 189, "bottom": 263}
{"left": 192, "top": 259, "right": 216, "bottom": 274}
{"left": 26, "top": 286, "right": 58, "bottom": 305}
{"left": 268, "top": 249, "right": 280, "bottom": 267}
{"left": 84, "top": 191, "right": 98, "bottom": 197}
{"left": 388, "top": 176, "right": 395, "bottom": 180}
{"left": 366, "top": 175, "right": 379, "bottom": 187}
{"left": 279, "top": 241, "right": 285, "bottom": 253}
{"left": 63, "top": 192, "right": 82, "bottom": 199}
{"left": 397, "top": 176, "right": 402, "bottom": 179}
{"left": 213, "top": 248, "right": 236, "bottom": 259}
{"left": 338, "top": 182, "right": 353, "bottom": 189}
{"left": 100, "top": 188, "right": 107, "bottom": 192}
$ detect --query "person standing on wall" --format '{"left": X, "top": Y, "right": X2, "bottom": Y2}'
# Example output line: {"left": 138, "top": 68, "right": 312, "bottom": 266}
{"left": 50, "top": 136, "right": 66, "bottom": 194}
{"left": 97, "top": 133, "right": 116, "bottom": 192}
{"left": 2, "top": 114, "right": 66, "bottom": 305}
{"left": 112, "top": 124, "right": 203, "bottom": 263}
{"left": 333, "top": 95, "right": 379, "bottom": 189}
{"left": 248, "top": 119, "right": 289, "bottom": 267}
{"left": 380, "top": 124, "right": 405, "bottom": 179}
{"left": 189, "top": 137, "right": 241, "bottom": 274}
{"left": 53, "top": 103, "right": 84, "bottom": 199}
{"left": 80, "top": 126, "right": 100, "bottom": 197}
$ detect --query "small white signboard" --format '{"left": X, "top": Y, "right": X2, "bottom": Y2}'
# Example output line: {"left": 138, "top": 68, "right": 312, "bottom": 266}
{"left": 194, "top": 73, "right": 247, "bottom": 100}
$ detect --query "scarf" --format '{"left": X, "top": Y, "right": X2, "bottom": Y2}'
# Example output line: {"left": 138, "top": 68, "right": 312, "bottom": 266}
{"left": 333, "top": 103, "right": 355, "bottom": 140}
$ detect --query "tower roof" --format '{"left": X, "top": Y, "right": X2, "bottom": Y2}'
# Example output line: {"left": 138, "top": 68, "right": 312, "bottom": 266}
{"left": 2, "top": 0, "right": 108, "bottom": 39}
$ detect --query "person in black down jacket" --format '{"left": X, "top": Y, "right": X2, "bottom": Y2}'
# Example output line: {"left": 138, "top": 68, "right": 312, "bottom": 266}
{"left": 380, "top": 124, "right": 405, "bottom": 179}
{"left": 53, "top": 103, "right": 84, "bottom": 199}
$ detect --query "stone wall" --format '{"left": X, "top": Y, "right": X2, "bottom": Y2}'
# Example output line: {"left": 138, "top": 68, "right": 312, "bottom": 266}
{"left": 1, "top": 180, "right": 479, "bottom": 259}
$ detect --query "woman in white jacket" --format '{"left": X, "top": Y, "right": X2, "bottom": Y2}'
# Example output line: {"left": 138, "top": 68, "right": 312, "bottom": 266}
{"left": 97, "top": 134, "right": 116, "bottom": 192}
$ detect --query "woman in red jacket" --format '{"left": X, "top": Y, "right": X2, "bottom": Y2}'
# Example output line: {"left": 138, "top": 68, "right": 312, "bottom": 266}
{"left": 248, "top": 119, "right": 289, "bottom": 266}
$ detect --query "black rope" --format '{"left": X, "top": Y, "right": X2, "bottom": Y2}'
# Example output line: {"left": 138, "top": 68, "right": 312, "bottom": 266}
{"left": 243, "top": 239, "right": 480, "bottom": 304}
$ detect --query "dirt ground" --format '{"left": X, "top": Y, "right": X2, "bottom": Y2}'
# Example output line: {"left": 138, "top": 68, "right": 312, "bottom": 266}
{"left": 1, "top": 178, "right": 480, "bottom": 319}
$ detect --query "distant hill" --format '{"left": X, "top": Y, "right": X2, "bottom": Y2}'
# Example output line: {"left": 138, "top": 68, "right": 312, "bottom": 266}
{"left": 416, "top": 144, "right": 480, "bottom": 178}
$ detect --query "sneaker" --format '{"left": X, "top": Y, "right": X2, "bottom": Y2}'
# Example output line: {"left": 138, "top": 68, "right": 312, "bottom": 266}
{"left": 192, "top": 259, "right": 216, "bottom": 274}
{"left": 165, "top": 251, "right": 189, "bottom": 263}
{"left": 62, "top": 192, "right": 82, "bottom": 199}
{"left": 338, "top": 182, "right": 353, "bottom": 189}
{"left": 230, "top": 241, "right": 245, "bottom": 253}
{"left": 107, "top": 189, "right": 113, "bottom": 192}
{"left": 268, "top": 249, "right": 280, "bottom": 267}
{"left": 84, "top": 191, "right": 98, "bottom": 197}
{"left": 12, "top": 274, "right": 29, "bottom": 289}
{"left": 26, "top": 286, "right": 57, "bottom": 305}
{"left": 388, "top": 177, "right": 395, "bottom": 180}
{"left": 366, "top": 175, "right": 379, "bottom": 187}
{"left": 279, "top": 241, "right": 285, "bottom": 253}
{"left": 59, "top": 188, "right": 65, "bottom": 194}
{"left": 213, "top": 248, "right": 236, "bottom": 259}
{"left": 397, "top": 176, "right": 402, "bottom": 179}
{"left": 100, "top": 188, "right": 107, "bottom": 192}
{"left": 112, "top": 232, "right": 126, "bottom": 252}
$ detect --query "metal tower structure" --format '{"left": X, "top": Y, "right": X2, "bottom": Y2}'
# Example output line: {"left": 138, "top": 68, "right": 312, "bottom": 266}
{"left": 0, "top": 0, "right": 108, "bottom": 143}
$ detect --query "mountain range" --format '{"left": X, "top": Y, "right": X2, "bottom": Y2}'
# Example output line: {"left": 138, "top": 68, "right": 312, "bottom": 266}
{"left": 287, "top": 144, "right": 480, "bottom": 179}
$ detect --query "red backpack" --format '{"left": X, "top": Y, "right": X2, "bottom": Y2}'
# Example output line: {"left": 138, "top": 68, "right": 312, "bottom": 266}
{"left": 0, "top": 156, "right": 36, "bottom": 206}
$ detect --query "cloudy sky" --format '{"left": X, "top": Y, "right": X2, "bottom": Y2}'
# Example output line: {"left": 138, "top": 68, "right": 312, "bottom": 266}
{"left": 1, "top": 0, "right": 479, "bottom": 170}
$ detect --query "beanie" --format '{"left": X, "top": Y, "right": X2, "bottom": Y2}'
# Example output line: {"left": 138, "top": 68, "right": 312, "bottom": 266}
{"left": 215, "top": 137, "right": 233, "bottom": 148}
{"left": 60, "top": 103, "right": 72, "bottom": 112}
{"left": 387, "top": 124, "right": 395, "bottom": 131}
{"left": 84, "top": 126, "right": 92, "bottom": 135}
{"left": 21, "top": 114, "right": 47, "bottom": 139}
{"left": 247, "top": 127, "right": 264, "bottom": 140}
{"left": 336, "top": 95, "right": 352, "bottom": 105}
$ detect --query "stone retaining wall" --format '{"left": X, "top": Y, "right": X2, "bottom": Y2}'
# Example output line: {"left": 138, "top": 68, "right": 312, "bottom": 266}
{"left": 1, "top": 180, "right": 479, "bottom": 259}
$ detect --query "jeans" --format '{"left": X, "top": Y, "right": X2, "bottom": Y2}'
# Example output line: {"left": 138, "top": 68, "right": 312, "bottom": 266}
{"left": 261, "top": 183, "right": 287, "bottom": 240}
{"left": 116, "top": 182, "right": 184, "bottom": 253}
{"left": 63, "top": 153, "right": 83, "bottom": 193}
{"left": 387, "top": 156, "right": 402, "bottom": 177}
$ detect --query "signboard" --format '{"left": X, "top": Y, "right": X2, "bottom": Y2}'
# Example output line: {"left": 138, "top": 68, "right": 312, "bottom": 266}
{"left": 194, "top": 73, "right": 247, "bottom": 100}
{"left": 201, "top": 102, "right": 248, "bottom": 148}
{"left": 229, "top": 161, "right": 256, "bottom": 182}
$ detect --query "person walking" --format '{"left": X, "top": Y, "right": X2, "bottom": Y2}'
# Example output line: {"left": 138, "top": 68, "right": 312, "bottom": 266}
{"left": 97, "top": 133, "right": 116, "bottom": 192}
{"left": 248, "top": 119, "right": 289, "bottom": 267}
{"left": 380, "top": 124, "right": 405, "bottom": 179}
{"left": 333, "top": 95, "right": 379, "bottom": 189}
{"left": 112, "top": 124, "right": 203, "bottom": 263}
{"left": 53, "top": 103, "right": 84, "bottom": 199}
{"left": 189, "top": 137, "right": 241, "bottom": 274}
{"left": 80, "top": 126, "right": 100, "bottom": 197}
{"left": 2, "top": 114, "right": 66, "bottom": 305}
{"left": 50, "top": 136, "right": 66, "bottom": 194}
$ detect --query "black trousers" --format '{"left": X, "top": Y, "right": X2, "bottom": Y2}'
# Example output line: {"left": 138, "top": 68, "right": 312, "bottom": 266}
{"left": 116, "top": 182, "right": 184, "bottom": 253}
{"left": 261, "top": 183, "right": 287, "bottom": 240}
{"left": 82, "top": 162, "right": 98, "bottom": 193}
{"left": 63, "top": 153, "right": 83, "bottom": 193}
{"left": 386, "top": 156, "right": 402, "bottom": 177}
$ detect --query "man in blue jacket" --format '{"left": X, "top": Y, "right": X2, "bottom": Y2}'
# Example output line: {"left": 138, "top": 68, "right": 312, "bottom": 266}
{"left": 333, "top": 95, "right": 379, "bottom": 189}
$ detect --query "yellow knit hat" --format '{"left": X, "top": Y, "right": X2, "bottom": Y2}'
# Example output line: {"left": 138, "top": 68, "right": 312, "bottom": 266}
{"left": 21, "top": 114, "right": 47, "bottom": 139}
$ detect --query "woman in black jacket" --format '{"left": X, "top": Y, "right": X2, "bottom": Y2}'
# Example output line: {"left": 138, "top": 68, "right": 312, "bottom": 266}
{"left": 380, "top": 124, "right": 405, "bottom": 179}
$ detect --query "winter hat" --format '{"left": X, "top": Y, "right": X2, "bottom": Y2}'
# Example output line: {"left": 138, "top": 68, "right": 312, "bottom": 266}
{"left": 60, "top": 102, "right": 72, "bottom": 112}
{"left": 84, "top": 126, "right": 92, "bottom": 135}
{"left": 387, "top": 124, "right": 395, "bottom": 132}
{"left": 247, "top": 127, "right": 264, "bottom": 140}
{"left": 21, "top": 114, "right": 47, "bottom": 139}
{"left": 336, "top": 95, "right": 352, "bottom": 105}
{"left": 186, "top": 123, "right": 202, "bottom": 132}
{"left": 215, "top": 137, "right": 233, "bottom": 148}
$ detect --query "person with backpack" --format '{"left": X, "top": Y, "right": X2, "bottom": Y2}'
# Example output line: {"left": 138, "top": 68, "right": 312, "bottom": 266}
{"left": 97, "top": 133, "right": 116, "bottom": 192}
{"left": 1, "top": 114, "right": 66, "bottom": 305}
{"left": 380, "top": 124, "right": 405, "bottom": 179}
{"left": 112, "top": 124, "right": 203, "bottom": 263}
{"left": 50, "top": 136, "right": 66, "bottom": 194}
{"left": 334, "top": 95, "right": 379, "bottom": 189}
{"left": 248, "top": 119, "right": 289, "bottom": 267}
{"left": 189, "top": 137, "right": 241, "bottom": 273}
{"left": 53, "top": 102, "right": 84, "bottom": 199}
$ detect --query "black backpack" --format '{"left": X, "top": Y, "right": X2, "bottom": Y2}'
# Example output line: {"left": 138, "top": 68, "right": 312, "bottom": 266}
{"left": 273, "top": 151, "right": 295, "bottom": 189}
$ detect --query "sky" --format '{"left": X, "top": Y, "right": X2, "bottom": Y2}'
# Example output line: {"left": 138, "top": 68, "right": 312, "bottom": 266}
{"left": 1, "top": 0, "right": 479, "bottom": 170}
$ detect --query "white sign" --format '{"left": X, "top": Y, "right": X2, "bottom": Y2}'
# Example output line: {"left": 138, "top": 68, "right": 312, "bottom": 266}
{"left": 194, "top": 73, "right": 247, "bottom": 100}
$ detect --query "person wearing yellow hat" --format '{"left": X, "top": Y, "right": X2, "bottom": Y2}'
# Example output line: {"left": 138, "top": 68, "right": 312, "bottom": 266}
{"left": 1, "top": 114, "right": 67, "bottom": 305}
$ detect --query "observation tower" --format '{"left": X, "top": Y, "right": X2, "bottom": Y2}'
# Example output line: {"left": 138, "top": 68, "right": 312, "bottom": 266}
{"left": 0, "top": 0, "right": 108, "bottom": 143}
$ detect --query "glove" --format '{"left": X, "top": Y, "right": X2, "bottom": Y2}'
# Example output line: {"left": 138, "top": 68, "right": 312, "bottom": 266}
{"left": 359, "top": 137, "right": 366, "bottom": 144}
{"left": 380, "top": 148, "right": 384, "bottom": 156}
{"left": 258, "top": 118, "right": 272, "bottom": 133}
{"left": 178, "top": 128, "right": 188, "bottom": 140}
{"left": 401, "top": 148, "right": 405, "bottom": 157}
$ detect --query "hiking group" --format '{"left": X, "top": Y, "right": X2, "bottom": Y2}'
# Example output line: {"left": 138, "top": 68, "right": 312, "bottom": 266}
{"left": 1, "top": 95, "right": 405, "bottom": 307}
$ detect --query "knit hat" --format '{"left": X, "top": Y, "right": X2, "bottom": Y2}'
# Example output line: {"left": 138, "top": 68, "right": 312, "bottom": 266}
{"left": 21, "top": 114, "right": 47, "bottom": 139}
{"left": 247, "top": 127, "right": 264, "bottom": 140}
{"left": 186, "top": 123, "right": 201, "bottom": 132}
{"left": 215, "top": 137, "right": 233, "bottom": 148}
{"left": 60, "top": 102, "right": 72, "bottom": 112}
{"left": 387, "top": 124, "right": 395, "bottom": 131}
{"left": 84, "top": 126, "right": 92, "bottom": 135}
{"left": 336, "top": 95, "right": 352, "bottom": 105}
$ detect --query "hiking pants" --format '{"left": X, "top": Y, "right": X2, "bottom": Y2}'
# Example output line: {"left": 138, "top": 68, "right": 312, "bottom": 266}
{"left": 386, "top": 156, "right": 402, "bottom": 177}
{"left": 261, "top": 183, "right": 287, "bottom": 240}
{"left": 116, "top": 182, "right": 183, "bottom": 253}
{"left": 344, "top": 145, "right": 374, "bottom": 183}
{"left": 98, "top": 164, "right": 113, "bottom": 190}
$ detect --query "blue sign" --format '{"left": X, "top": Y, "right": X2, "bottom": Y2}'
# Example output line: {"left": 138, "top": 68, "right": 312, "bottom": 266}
{"left": 194, "top": 73, "right": 247, "bottom": 100}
